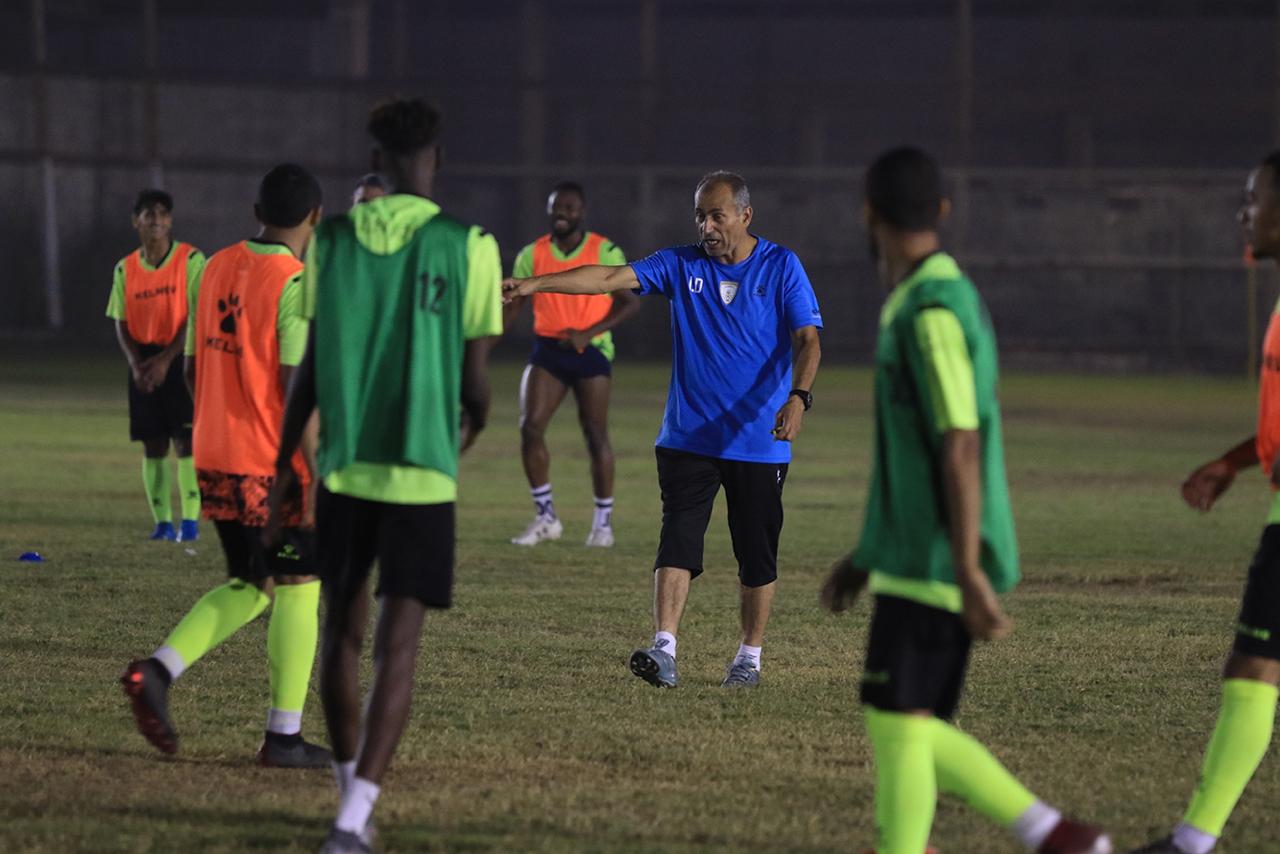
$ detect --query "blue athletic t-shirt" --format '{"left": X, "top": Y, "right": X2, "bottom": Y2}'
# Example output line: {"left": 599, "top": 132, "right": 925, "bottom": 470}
{"left": 630, "top": 236, "right": 823, "bottom": 464}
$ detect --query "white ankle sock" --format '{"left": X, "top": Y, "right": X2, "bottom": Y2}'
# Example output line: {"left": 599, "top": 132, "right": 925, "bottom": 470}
{"left": 531, "top": 484, "right": 555, "bottom": 520}
{"left": 653, "top": 631, "right": 677, "bottom": 658}
{"left": 1172, "top": 823, "right": 1217, "bottom": 854}
{"left": 265, "top": 709, "right": 301, "bottom": 736}
{"left": 592, "top": 496, "right": 613, "bottom": 530}
{"left": 335, "top": 777, "right": 380, "bottom": 834}
{"left": 1010, "top": 800, "right": 1061, "bottom": 850}
{"left": 333, "top": 760, "right": 356, "bottom": 797}
{"left": 152, "top": 645, "right": 186, "bottom": 681}
{"left": 734, "top": 643, "right": 762, "bottom": 669}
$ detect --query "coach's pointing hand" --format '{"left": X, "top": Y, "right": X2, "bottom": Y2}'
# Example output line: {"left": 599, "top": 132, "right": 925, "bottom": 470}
{"left": 501, "top": 277, "right": 538, "bottom": 304}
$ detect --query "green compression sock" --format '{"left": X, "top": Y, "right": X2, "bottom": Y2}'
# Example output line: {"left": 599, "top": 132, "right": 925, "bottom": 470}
{"left": 932, "top": 718, "right": 1037, "bottom": 826}
{"left": 161, "top": 581, "right": 271, "bottom": 672}
{"left": 1183, "top": 678, "right": 1279, "bottom": 836}
{"left": 267, "top": 580, "right": 321, "bottom": 715}
{"left": 865, "top": 707, "right": 936, "bottom": 854}
{"left": 176, "top": 456, "right": 200, "bottom": 521}
{"left": 142, "top": 457, "right": 172, "bottom": 523}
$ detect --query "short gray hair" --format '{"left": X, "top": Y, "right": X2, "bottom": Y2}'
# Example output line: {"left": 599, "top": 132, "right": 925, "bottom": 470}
{"left": 694, "top": 170, "right": 750, "bottom": 211}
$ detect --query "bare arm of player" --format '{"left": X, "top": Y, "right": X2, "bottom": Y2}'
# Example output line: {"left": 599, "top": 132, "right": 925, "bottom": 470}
{"left": 502, "top": 263, "right": 640, "bottom": 302}
{"left": 943, "top": 429, "right": 1012, "bottom": 642}
{"left": 115, "top": 319, "right": 152, "bottom": 391}
{"left": 564, "top": 287, "right": 641, "bottom": 353}
{"left": 459, "top": 336, "right": 497, "bottom": 454}
{"left": 1183, "top": 436, "right": 1257, "bottom": 511}
{"left": 265, "top": 325, "right": 318, "bottom": 546}
{"left": 772, "top": 325, "right": 821, "bottom": 442}
{"left": 819, "top": 552, "right": 870, "bottom": 614}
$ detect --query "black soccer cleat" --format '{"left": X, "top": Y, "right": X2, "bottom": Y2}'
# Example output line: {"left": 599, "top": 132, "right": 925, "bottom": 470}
{"left": 121, "top": 658, "right": 177, "bottom": 755}
{"left": 257, "top": 731, "right": 333, "bottom": 769}
{"left": 318, "top": 827, "right": 372, "bottom": 854}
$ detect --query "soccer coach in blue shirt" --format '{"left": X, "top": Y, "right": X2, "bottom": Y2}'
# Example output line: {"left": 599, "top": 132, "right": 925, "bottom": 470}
{"left": 503, "top": 171, "right": 822, "bottom": 688}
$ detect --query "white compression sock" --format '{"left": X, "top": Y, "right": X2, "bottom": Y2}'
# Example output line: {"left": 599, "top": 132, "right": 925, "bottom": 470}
{"left": 1171, "top": 823, "right": 1217, "bottom": 854}
{"left": 1010, "top": 800, "right": 1062, "bottom": 850}
{"left": 265, "top": 709, "right": 301, "bottom": 736}
{"left": 152, "top": 645, "right": 186, "bottom": 681}
{"left": 333, "top": 760, "right": 356, "bottom": 797}
{"left": 653, "top": 631, "right": 677, "bottom": 658}
{"left": 335, "top": 777, "right": 381, "bottom": 835}
{"left": 734, "top": 643, "right": 762, "bottom": 669}
{"left": 592, "top": 496, "right": 613, "bottom": 529}
{"left": 531, "top": 484, "right": 555, "bottom": 520}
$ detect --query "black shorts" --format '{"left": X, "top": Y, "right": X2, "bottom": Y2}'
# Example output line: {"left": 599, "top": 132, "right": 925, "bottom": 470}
{"left": 127, "top": 344, "right": 193, "bottom": 442}
{"left": 861, "top": 594, "right": 972, "bottom": 721}
{"left": 214, "top": 520, "right": 316, "bottom": 583}
{"left": 654, "top": 446, "right": 788, "bottom": 588}
{"left": 1234, "top": 525, "right": 1280, "bottom": 660}
{"left": 529, "top": 336, "right": 611, "bottom": 385}
{"left": 316, "top": 485, "right": 456, "bottom": 609}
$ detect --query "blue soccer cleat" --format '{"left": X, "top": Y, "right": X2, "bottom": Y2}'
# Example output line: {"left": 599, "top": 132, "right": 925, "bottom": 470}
{"left": 721, "top": 658, "right": 761, "bottom": 688}
{"left": 149, "top": 521, "right": 177, "bottom": 541}
{"left": 630, "top": 645, "right": 678, "bottom": 688}
{"left": 178, "top": 519, "right": 199, "bottom": 542}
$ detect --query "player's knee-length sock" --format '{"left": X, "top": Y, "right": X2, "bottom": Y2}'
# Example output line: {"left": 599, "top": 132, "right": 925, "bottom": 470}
{"left": 154, "top": 581, "right": 270, "bottom": 678}
{"left": 142, "top": 457, "right": 172, "bottom": 523}
{"left": 176, "top": 456, "right": 200, "bottom": 521}
{"left": 1182, "top": 678, "right": 1279, "bottom": 838}
{"left": 932, "top": 719, "right": 1037, "bottom": 823}
{"left": 266, "top": 580, "right": 321, "bottom": 734}
{"left": 931, "top": 719, "right": 1062, "bottom": 848}
{"left": 865, "top": 707, "right": 936, "bottom": 854}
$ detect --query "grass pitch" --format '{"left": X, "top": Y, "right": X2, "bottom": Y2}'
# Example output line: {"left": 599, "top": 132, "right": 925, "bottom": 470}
{"left": 0, "top": 353, "right": 1276, "bottom": 852}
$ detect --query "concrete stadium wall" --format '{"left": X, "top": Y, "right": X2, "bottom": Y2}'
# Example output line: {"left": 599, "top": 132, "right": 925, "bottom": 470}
{"left": 0, "top": 71, "right": 1273, "bottom": 373}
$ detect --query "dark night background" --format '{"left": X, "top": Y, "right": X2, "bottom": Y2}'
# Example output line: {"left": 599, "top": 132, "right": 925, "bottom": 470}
{"left": 5, "top": 0, "right": 1280, "bottom": 370}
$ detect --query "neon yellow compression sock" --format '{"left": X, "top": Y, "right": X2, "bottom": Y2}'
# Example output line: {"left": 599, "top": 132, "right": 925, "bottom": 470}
{"left": 142, "top": 457, "right": 172, "bottom": 523}
{"left": 932, "top": 718, "right": 1037, "bottom": 825}
{"left": 161, "top": 580, "right": 270, "bottom": 672}
{"left": 1183, "top": 678, "right": 1279, "bottom": 836}
{"left": 176, "top": 456, "right": 200, "bottom": 521}
{"left": 266, "top": 580, "right": 321, "bottom": 715}
{"left": 865, "top": 707, "right": 936, "bottom": 854}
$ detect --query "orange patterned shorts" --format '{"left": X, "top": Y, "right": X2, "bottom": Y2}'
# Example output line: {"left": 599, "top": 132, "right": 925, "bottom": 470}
{"left": 197, "top": 468, "right": 305, "bottom": 527}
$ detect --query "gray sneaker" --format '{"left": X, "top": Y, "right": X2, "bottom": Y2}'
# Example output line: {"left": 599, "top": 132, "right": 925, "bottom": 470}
{"left": 630, "top": 646, "right": 678, "bottom": 687}
{"left": 318, "top": 828, "right": 371, "bottom": 854}
{"left": 721, "top": 658, "right": 761, "bottom": 687}
{"left": 1128, "top": 838, "right": 1183, "bottom": 854}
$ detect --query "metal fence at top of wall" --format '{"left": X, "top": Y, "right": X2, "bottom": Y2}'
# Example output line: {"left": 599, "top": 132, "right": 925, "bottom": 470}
{"left": 0, "top": 70, "right": 1273, "bottom": 373}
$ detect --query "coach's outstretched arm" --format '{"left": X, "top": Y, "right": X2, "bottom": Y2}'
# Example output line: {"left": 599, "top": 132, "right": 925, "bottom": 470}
{"left": 502, "top": 263, "right": 640, "bottom": 301}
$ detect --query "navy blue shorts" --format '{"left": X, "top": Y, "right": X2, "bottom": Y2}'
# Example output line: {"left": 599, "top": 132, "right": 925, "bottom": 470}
{"left": 529, "top": 336, "right": 611, "bottom": 385}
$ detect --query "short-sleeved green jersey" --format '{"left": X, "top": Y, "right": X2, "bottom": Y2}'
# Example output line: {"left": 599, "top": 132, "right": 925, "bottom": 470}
{"left": 106, "top": 242, "right": 206, "bottom": 320}
{"left": 305, "top": 194, "right": 502, "bottom": 505}
{"left": 183, "top": 240, "right": 307, "bottom": 366}
{"left": 854, "top": 252, "right": 1018, "bottom": 613}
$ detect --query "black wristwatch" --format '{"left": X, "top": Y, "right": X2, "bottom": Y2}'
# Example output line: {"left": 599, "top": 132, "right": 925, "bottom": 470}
{"left": 789, "top": 389, "right": 813, "bottom": 411}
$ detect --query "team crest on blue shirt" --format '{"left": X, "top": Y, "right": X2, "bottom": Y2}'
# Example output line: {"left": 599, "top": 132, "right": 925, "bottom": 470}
{"left": 719, "top": 280, "right": 739, "bottom": 305}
